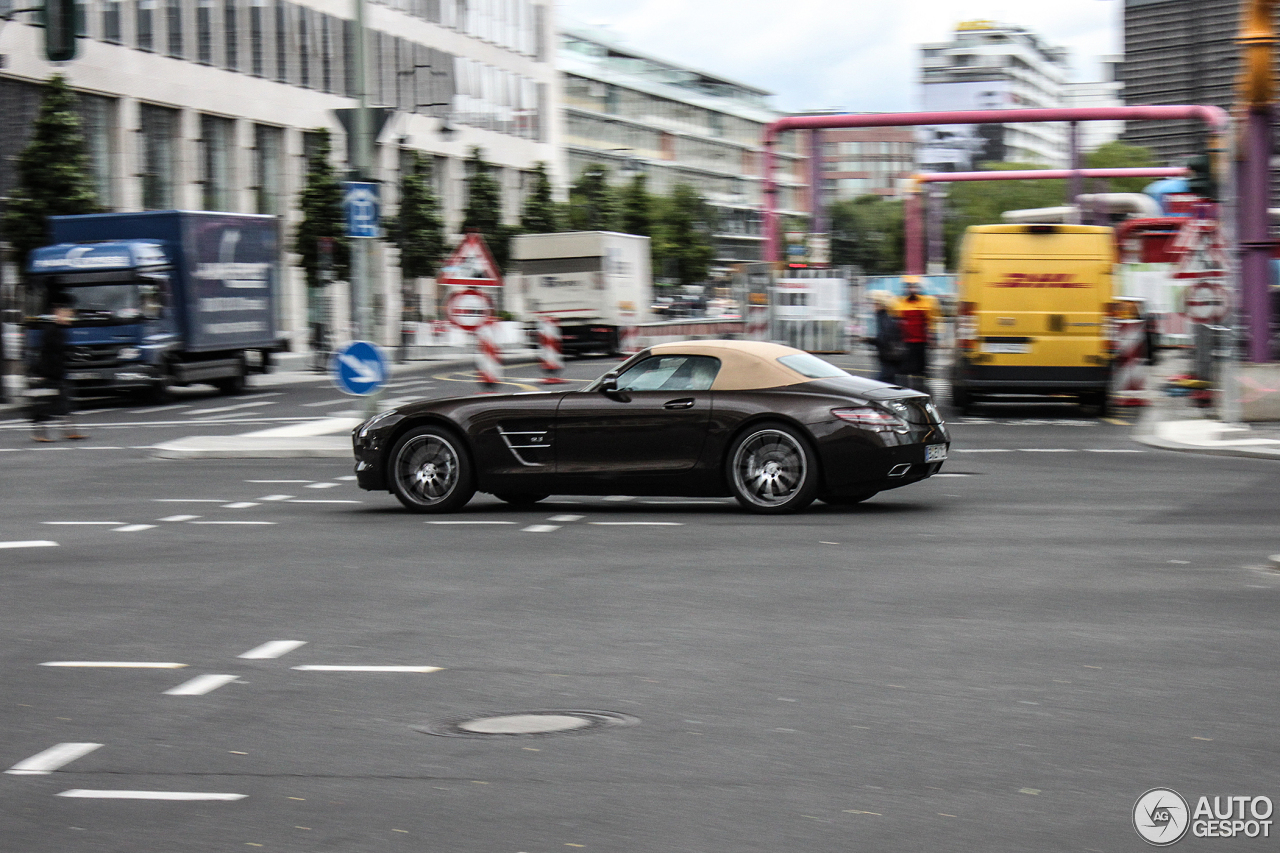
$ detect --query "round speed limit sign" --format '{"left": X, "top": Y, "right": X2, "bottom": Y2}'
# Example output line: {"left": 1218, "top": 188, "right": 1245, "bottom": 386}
{"left": 445, "top": 288, "right": 493, "bottom": 331}
{"left": 1184, "top": 280, "right": 1229, "bottom": 324}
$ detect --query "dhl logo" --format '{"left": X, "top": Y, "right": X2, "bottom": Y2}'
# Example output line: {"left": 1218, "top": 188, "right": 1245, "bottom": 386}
{"left": 992, "top": 273, "right": 1088, "bottom": 288}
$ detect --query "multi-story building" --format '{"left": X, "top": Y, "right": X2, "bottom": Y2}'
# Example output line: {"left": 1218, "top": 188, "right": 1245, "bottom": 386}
{"left": 558, "top": 26, "right": 807, "bottom": 267}
{"left": 1120, "top": 0, "right": 1243, "bottom": 164}
{"left": 819, "top": 127, "right": 916, "bottom": 203}
{"left": 1062, "top": 56, "right": 1125, "bottom": 153}
{"left": 0, "top": 0, "right": 560, "bottom": 346}
{"left": 918, "top": 19, "right": 1070, "bottom": 170}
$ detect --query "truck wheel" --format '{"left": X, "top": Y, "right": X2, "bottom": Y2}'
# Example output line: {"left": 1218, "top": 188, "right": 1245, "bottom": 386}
{"left": 146, "top": 372, "right": 174, "bottom": 404}
{"left": 388, "top": 426, "right": 476, "bottom": 513}
{"left": 726, "top": 423, "right": 818, "bottom": 514}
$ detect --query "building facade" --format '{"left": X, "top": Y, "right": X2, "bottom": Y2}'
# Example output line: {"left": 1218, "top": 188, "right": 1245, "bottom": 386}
{"left": 1062, "top": 56, "right": 1126, "bottom": 153}
{"left": 0, "top": 0, "right": 561, "bottom": 347}
{"left": 1120, "top": 0, "right": 1243, "bottom": 164}
{"left": 558, "top": 26, "right": 807, "bottom": 267}
{"left": 918, "top": 19, "right": 1070, "bottom": 170}
{"left": 819, "top": 127, "right": 916, "bottom": 203}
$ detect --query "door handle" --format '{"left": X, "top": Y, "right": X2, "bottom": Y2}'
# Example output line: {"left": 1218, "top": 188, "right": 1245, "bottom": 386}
{"left": 664, "top": 398, "right": 695, "bottom": 410}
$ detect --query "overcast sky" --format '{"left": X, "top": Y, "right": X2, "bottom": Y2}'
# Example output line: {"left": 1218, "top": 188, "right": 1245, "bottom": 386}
{"left": 555, "top": 0, "right": 1123, "bottom": 114}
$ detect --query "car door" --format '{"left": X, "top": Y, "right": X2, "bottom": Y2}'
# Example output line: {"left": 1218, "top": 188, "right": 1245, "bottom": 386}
{"left": 555, "top": 354, "right": 719, "bottom": 475}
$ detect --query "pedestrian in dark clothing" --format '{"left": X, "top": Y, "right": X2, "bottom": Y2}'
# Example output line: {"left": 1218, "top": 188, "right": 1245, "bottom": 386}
{"left": 868, "top": 290, "right": 903, "bottom": 383}
{"left": 29, "top": 300, "right": 86, "bottom": 442}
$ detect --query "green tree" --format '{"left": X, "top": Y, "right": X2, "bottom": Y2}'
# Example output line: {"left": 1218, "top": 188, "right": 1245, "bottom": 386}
{"left": 293, "top": 128, "right": 349, "bottom": 289}
{"left": 653, "top": 183, "right": 715, "bottom": 287}
{"left": 519, "top": 161, "right": 559, "bottom": 234}
{"left": 1, "top": 74, "right": 101, "bottom": 276}
{"left": 828, "top": 195, "right": 905, "bottom": 275}
{"left": 619, "top": 172, "right": 653, "bottom": 237}
{"left": 387, "top": 151, "right": 446, "bottom": 279}
{"left": 461, "top": 146, "right": 511, "bottom": 270}
{"left": 1084, "top": 141, "right": 1158, "bottom": 193}
{"left": 569, "top": 163, "right": 618, "bottom": 231}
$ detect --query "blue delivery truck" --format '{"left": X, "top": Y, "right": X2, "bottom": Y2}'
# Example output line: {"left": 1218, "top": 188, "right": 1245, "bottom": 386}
{"left": 24, "top": 210, "right": 282, "bottom": 400}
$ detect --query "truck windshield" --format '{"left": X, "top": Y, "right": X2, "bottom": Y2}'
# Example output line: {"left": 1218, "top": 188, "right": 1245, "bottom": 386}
{"left": 28, "top": 279, "right": 145, "bottom": 320}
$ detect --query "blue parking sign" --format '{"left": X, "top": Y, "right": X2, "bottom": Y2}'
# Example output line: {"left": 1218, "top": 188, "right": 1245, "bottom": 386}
{"left": 331, "top": 340, "right": 387, "bottom": 396}
{"left": 344, "top": 182, "right": 380, "bottom": 238}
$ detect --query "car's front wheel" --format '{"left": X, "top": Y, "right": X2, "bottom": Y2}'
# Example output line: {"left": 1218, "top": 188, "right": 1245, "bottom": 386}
{"left": 388, "top": 426, "right": 475, "bottom": 513}
{"left": 727, "top": 423, "right": 818, "bottom": 514}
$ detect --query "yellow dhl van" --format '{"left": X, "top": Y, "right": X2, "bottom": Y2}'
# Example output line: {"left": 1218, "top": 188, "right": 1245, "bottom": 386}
{"left": 950, "top": 224, "right": 1117, "bottom": 413}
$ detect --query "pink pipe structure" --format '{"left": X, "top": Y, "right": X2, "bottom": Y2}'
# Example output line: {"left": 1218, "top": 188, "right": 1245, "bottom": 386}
{"left": 761, "top": 105, "right": 1230, "bottom": 264}
{"left": 907, "top": 167, "right": 1191, "bottom": 273}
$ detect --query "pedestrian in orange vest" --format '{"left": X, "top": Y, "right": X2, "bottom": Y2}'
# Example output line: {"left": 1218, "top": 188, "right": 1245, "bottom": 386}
{"left": 890, "top": 277, "right": 941, "bottom": 394}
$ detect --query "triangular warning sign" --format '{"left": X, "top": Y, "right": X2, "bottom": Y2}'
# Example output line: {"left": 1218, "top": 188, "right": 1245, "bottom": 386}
{"left": 437, "top": 231, "right": 503, "bottom": 287}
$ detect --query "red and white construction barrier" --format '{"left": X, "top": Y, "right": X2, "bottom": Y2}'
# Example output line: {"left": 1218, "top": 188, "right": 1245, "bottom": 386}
{"left": 746, "top": 305, "right": 769, "bottom": 341}
{"left": 537, "top": 316, "right": 566, "bottom": 384}
{"left": 1111, "top": 318, "right": 1148, "bottom": 407}
{"left": 619, "top": 325, "right": 641, "bottom": 357}
{"left": 475, "top": 321, "right": 503, "bottom": 391}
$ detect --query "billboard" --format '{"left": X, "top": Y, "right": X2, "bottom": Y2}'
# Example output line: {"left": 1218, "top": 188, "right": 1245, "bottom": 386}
{"left": 917, "top": 80, "right": 1013, "bottom": 172}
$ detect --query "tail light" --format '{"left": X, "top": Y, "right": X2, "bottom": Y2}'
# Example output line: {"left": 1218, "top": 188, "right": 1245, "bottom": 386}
{"left": 832, "top": 406, "right": 909, "bottom": 434}
{"left": 1103, "top": 302, "right": 1120, "bottom": 355}
{"left": 957, "top": 301, "right": 978, "bottom": 350}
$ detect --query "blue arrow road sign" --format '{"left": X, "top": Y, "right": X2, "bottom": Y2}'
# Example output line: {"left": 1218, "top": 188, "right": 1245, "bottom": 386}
{"left": 344, "top": 181, "right": 380, "bottom": 238}
{"left": 331, "top": 340, "right": 388, "bottom": 396}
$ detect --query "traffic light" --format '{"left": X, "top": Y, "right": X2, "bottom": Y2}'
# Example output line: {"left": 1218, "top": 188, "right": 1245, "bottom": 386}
{"left": 44, "top": 0, "right": 78, "bottom": 62}
{"left": 1187, "top": 153, "right": 1218, "bottom": 201}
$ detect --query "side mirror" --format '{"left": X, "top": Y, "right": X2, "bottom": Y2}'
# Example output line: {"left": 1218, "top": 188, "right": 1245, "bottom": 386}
{"left": 599, "top": 375, "right": 629, "bottom": 401}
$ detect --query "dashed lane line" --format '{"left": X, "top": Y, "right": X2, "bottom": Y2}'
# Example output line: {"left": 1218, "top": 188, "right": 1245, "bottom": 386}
{"left": 257, "top": 494, "right": 293, "bottom": 501}
{"left": 113, "top": 524, "right": 156, "bottom": 532}
{"left": 42, "top": 521, "right": 124, "bottom": 526}
{"left": 286, "top": 499, "right": 363, "bottom": 504}
{"left": 245, "top": 479, "right": 313, "bottom": 483}
{"left": 222, "top": 502, "right": 261, "bottom": 509}
{"left": 154, "top": 499, "right": 231, "bottom": 503}
{"left": 305, "top": 482, "right": 341, "bottom": 489}
{"left": 57, "top": 790, "right": 246, "bottom": 801}
{"left": 158, "top": 515, "right": 200, "bottom": 522}
{"left": 548, "top": 514, "right": 584, "bottom": 522}
{"left": 187, "top": 521, "right": 277, "bottom": 525}
{"left": 426, "top": 521, "right": 515, "bottom": 525}
{"left": 6, "top": 742, "right": 103, "bottom": 775}
{"left": 589, "top": 522, "right": 685, "bottom": 526}
{"left": 301, "top": 398, "right": 355, "bottom": 408}
{"left": 522, "top": 524, "right": 561, "bottom": 533}
{"left": 291, "top": 665, "right": 442, "bottom": 673}
{"left": 163, "top": 674, "right": 239, "bottom": 696}
{"left": 40, "top": 662, "right": 187, "bottom": 668}
{"left": 182, "top": 401, "right": 278, "bottom": 416}
{"left": 238, "top": 640, "right": 307, "bottom": 660}
{"left": 0, "top": 540, "right": 58, "bottom": 549}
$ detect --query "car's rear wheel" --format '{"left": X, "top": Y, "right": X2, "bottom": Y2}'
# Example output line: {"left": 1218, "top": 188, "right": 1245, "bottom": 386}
{"left": 727, "top": 423, "right": 818, "bottom": 514}
{"left": 494, "top": 493, "right": 548, "bottom": 506}
{"left": 820, "top": 490, "right": 878, "bottom": 506}
{"left": 388, "top": 426, "right": 475, "bottom": 513}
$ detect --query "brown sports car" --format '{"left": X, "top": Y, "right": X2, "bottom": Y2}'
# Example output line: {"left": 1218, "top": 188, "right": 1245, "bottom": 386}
{"left": 352, "top": 340, "right": 950, "bottom": 514}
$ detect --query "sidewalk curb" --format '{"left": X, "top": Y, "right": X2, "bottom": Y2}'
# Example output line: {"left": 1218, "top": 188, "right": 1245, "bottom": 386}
{"left": 1134, "top": 405, "right": 1280, "bottom": 461}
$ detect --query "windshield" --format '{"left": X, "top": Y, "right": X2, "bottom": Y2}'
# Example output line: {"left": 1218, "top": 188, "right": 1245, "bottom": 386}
{"left": 777, "top": 352, "right": 849, "bottom": 379}
{"left": 28, "top": 279, "right": 145, "bottom": 320}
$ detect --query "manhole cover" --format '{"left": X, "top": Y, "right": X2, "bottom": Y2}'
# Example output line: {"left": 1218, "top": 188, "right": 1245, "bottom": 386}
{"left": 416, "top": 710, "right": 639, "bottom": 738}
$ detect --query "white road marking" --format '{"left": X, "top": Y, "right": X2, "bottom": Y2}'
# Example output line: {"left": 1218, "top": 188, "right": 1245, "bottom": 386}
{"left": 305, "top": 482, "right": 340, "bottom": 489}
{"left": 187, "top": 521, "right": 276, "bottom": 525}
{"left": 41, "top": 661, "right": 187, "bottom": 668}
{"left": 248, "top": 392, "right": 283, "bottom": 398}
{"left": 163, "top": 674, "right": 239, "bottom": 695}
{"left": 291, "top": 665, "right": 442, "bottom": 672}
{"left": 257, "top": 495, "right": 293, "bottom": 501}
{"left": 335, "top": 475, "right": 358, "bottom": 481}
{"left": 603, "top": 495, "right": 635, "bottom": 501}
{"left": 426, "top": 520, "right": 515, "bottom": 525}
{"left": 114, "top": 524, "right": 156, "bottom": 532}
{"left": 0, "top": 540, "right": 59, "bottom": 549}
{"left": 184, "top": 401, "right": 277, "bottom": 416}
{"left": 158, "top": 515, "right": 200, "bottom": 522}
{"left": 933, "top": 473, "right": 972, "bottom": 478}
{"left": 285, "top": 499, "right": 362, "bottom": 504}
{"left": 1084, "top": 448, "right": 1147, "bottom": 453}
{"left": 238, "top": 640, "right": 307, "bottom": 660}
{"left": 6, "top": 743, "right": 103, "bottom": 775}
{"left": 547, "top": 515, "right": 584, "bottom": 522}
{"left": 154, "top": 499, "right": 230, "bottom": 503}
{"left": 0, "top": 448, "right": 22, "bottom": 452}
{"left": 951, "top": 449, "right": 1012, "bottom": 453}
{"left": 245, "top": 479, "right": 313, "bottom": 483}
{"left": 1018, "top": 449, "right": 1076, "bottom": 453}
{"left": 127, "top": 404, "right": 192, "bottom": 414}
{"left": 522, "top": 524, "right": 561, "bottom": 533}
{"left": 240, "top": 418, "right": 361, "bottom": 438}
{"left": 42, "top": 521, "right": 124, "bottom": 526}
{"left": 222, "top": 502, "right": 261, "bottom": 509}
{"left": 588, "top": 522, "right": 684, "bottom": 526}
{"left": 82, "top": 446, "right": 125, "bottom": 450}
{"left": 199, "top": 411, "right": 264, "bottom": 421}
{"left": 57, "top": 790, "right": 246, "bottom": 801}
{"left": 301, "top": 399, "right": 352, "bottom": 408}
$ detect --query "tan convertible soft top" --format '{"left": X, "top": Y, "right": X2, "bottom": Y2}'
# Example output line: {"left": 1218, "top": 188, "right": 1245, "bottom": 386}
{"left": 649, "top": 339, "right": 820, "bottom": 391}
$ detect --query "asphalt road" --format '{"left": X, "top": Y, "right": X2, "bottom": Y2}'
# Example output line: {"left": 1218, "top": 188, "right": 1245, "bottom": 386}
{"left": 2, "top": 352, "right": 1279, "bottom": 852}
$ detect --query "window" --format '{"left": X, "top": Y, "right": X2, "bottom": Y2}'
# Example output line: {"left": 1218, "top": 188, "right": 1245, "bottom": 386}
{"left": 252, "top": 124, "right": 282, "bottom": 214}
{"left": 102, "top": 0, "right": 121, "bottom": 42}
{"left": 297, "top": 6, "right": 309, "bottom": 87}
{"left": 200, "top": 114, "right": 235, "bottom": 210}
{"left": 137, "top": 0, "right": 155, "bottom": 50}
{"left": 275, "top": 0, "right": 288, "bottom": 83}
{"left": 139, "top": 103, "right": 178, "bottom": 209}
{"left": 615, "top": 355, "right": 720, "bottom": 392}
{"left": 248, "top": 0, "right": 264, "bottom": 75}
{"left": 224, "top": 0, "right": 238, "bottom": 69}
{"left": 196, "top": 0, "right": 213, "bottom": 63}
{"left": 80, "top": 94, "right": 116, "bottom": 208}
{"left": 320, "top": 14, "right": 332, "bottom": 92}
{"left": 166, "top": 0, "right": 183, "bottom": 57}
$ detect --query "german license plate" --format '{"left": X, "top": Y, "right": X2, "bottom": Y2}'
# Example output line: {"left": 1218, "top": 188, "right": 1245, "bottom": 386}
{"left": 925, "top": 444, "right": 948, "bottom": 462}
{"left": 66, "top": 371, "right": 100, "bottom": 381}
{"left": 982, "top": 342, "right": 1030, "bottom": 354}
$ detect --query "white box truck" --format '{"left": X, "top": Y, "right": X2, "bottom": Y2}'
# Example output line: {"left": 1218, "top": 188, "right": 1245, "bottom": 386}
{"left": 509, "top": 231, "right": 651, "bottom": 355}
